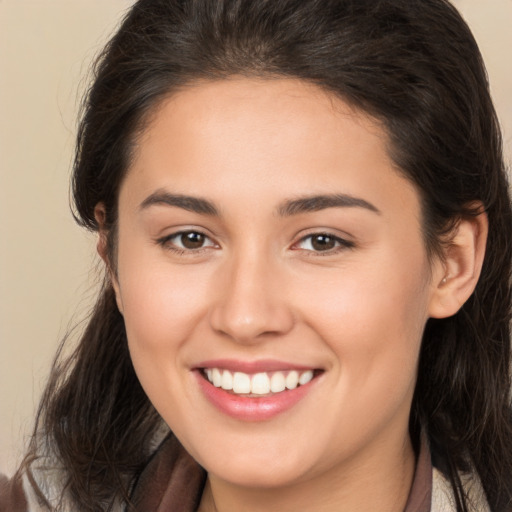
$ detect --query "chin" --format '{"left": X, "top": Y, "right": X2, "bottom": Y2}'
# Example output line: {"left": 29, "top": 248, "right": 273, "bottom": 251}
{"left": 208, "top": 459, "right": 309, "bottom": 489}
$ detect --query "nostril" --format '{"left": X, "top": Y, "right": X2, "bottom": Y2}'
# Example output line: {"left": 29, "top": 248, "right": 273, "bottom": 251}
{"left": 208, "top": 299, "right": 295, "bottom": 344}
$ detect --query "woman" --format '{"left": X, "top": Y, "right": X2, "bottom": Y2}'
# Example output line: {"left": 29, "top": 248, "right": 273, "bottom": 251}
{"left": 1, "top": 0, "right": 511, "bottom": 510}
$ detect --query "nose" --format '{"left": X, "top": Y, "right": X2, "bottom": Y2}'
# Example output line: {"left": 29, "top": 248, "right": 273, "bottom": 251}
{"left": 209, "top": 250, "right": 295, "bottom": 344}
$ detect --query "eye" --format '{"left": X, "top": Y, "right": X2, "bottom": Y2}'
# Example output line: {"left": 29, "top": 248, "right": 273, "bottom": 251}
{"left": 295, "top": 233, "right": 353, "bottom": 253}
{"left": 158, "top": 230, "right": 217, "bottom": 251}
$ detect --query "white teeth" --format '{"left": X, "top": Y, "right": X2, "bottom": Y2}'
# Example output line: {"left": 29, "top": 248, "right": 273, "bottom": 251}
{"left": 270, "top": 372, "right": 286, "bottom": 393}
{"left": 233, "top": 372, "right": 251, "bottom": 394}
{"left": 285, "top": 371, "right": 299, "bottom": 390}
{"left": 251, "top": 373, "right": 270, "bottom": 395}
{"left": 212, "top": 368, "right": 222, "bottom": 387}
{"left": 221, "top": 370, "right": 233, "bottom": 390}
{"left": 204, "top": 368, "right": 316, "bottom": 396}
{"left": 299, "top": 370, "right": 314, "bottom": 385}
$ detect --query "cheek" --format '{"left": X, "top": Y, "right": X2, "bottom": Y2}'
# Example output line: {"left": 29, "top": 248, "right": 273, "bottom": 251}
{"left": 114, "top": 251, "right": 215, "bottom": 426}
{"left": 295, "top": 249, "right": 430, "bottom": 403}
{"left": 117, "top": 248, "right": 210, "bottom": 343}
{"left": 113, "top": 241, "right": 217, "bottom": 409}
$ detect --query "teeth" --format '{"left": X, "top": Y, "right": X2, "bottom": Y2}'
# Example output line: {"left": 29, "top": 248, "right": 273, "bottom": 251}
{"left": 212, "top": 368, "right": 222, "bottom": 387}
{"left": 221, "top": 370, "right": 233, "bottom": 390}
{"left": 233, "top": 372, "right": 251, "bottom": 394}
{"left": 270, "top": 372, "right": 286, "bottom": 393}
{"left": 285, "top": 371, "right": 299, "bottom": 390}
{"left": 299, "top": 370, "right": 314, "bottom": 385}
{"left": 204, "top": 368, "right": 316, "bottom": 396}
{"left": 251, "top": 373, "right": 270, "bottom": 395}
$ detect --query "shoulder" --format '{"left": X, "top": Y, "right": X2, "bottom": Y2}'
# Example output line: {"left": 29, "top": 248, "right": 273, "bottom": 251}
{"left": 431, "top": 467, "right": 490, "bottom": 512}
{"left": 0, "top": 472, "right": 28, "bottom": 512}
{"left": 1, "top": 465, "right": 72, "bottom": 512}
{"left": 2, "top": 424, "right": 171, "bottom": 512}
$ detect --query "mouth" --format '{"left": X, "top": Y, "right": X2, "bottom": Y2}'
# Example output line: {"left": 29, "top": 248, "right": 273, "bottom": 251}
{"left": 200, "top": 367, "right": 322, "bottom": 397}
{"left": 194, "top": 359, "right": 324, "bottom": 420}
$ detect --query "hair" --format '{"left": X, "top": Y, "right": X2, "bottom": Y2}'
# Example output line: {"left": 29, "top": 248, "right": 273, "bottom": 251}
{"left": 21, "top": 0, "right": 512, "bottom": 511}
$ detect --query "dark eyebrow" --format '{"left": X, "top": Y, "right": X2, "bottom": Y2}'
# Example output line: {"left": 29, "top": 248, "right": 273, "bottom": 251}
{"left": 139, "top": 190, "right": 220, "bottom": 216}
{"left": 278, "top": 194, "right": 381, "bottom": 216}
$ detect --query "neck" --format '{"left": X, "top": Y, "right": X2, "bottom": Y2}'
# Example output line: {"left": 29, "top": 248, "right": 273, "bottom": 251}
{"left": 198, "top": 429, "right": 416, "bottom": 512}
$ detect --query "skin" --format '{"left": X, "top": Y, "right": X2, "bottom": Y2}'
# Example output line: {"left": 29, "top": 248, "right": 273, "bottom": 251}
{"left": 96, "top": 78, "right": 487, "bottom": 512}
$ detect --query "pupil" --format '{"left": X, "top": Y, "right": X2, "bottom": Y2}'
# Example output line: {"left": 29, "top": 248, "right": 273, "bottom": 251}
{"left": 182, "top": 232, "right": 204, "bottom": 249}
{"left": 312, "top": 235, "right": 335, "bottom": 251}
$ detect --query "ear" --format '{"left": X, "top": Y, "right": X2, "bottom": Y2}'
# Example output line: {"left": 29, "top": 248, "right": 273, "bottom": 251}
{"left": 94, "top": 203, "right": 109, "bottom": 264}
{"left": 94, "top": 203, "right": 124, "bottom": 314}
{"left": 428, "top": 210, "right": 488, "bottom": 319}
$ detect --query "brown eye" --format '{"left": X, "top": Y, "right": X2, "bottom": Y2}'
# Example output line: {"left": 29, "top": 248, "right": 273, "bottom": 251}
{"left": 310, "top": 234, "right": 336, "bottom": 251}
{"left": 295, "top": 233, "right": 353, "bottom": 253}
{"left": 159, "top": 230, "right": 216, "bottom": 252}
{"left": 180, "top": 231, "right": 206, "bottom": 249}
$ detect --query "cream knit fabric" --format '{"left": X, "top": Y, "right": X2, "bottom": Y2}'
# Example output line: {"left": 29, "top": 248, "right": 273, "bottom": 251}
{"left": 431, "top": 468, "right": 490, "bottom": 512}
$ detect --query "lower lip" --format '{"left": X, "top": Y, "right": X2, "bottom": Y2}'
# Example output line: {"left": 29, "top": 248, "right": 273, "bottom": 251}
{"left": 195, "top": 371, "right": 317, "bottom": 421}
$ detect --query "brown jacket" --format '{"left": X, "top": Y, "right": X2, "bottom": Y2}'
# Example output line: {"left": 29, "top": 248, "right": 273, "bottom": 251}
{"left": 0, "top": 473, "right": 27, "bottom": 512}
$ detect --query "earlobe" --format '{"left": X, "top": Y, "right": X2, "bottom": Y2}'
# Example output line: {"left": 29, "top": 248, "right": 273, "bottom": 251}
{"left": 93, "top": 203, "right": 124, "bottom": 315}
{"left": 94, "top": 203, "right": 109, "bottom": 265}
{"left": 428, "top": 210, "right": 488, "bottom": 319}
{"left": 111, "top": 281, "right": 124, "bottom": 316}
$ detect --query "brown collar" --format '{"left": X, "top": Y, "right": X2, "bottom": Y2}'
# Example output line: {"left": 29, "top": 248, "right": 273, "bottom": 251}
{"left": 130, "top": 435, "right": 206, "bottom": 512}
{"left": 130, "top": 434, "right": 432, "bottom": 512}
{"left": 404, "top": 431, "right": 433, "bottom": 512}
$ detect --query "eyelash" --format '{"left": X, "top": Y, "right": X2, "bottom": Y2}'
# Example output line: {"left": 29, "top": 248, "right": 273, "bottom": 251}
{"left": 156, "top": 230, "right": 218, "bottom": 255}
{"left": 156, "top": 230, "right": 355, "bottom": 256}
{"left": 293, "top": 233, "right": 355, "bottom": 255}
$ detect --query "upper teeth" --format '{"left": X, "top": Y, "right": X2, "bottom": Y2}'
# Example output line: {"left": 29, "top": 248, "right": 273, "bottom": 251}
{"left": 204, "top": 368, "right": 314, "bottom": 395}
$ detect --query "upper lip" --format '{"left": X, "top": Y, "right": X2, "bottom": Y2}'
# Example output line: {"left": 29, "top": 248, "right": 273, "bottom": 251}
{"left": 194, "top": 359, "right": 319, "bottom": 373}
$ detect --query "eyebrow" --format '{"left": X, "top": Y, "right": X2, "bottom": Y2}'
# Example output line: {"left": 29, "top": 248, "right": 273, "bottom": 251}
{"left": 277, "top": 194, "right": 381, "bottom": 216}
{"left": 139, "top": 190, "right": 220, "bottom": 216}
{"left": 139, "top": 190, "right": 380, "bottom": 217}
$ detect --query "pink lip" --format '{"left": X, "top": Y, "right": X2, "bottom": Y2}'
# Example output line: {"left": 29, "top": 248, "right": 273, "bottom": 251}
{"left": 194, "top": 366, "right": 320, "bottom": 422}
{"left": 195, "top": 358, "right": 316, "bottom": 373}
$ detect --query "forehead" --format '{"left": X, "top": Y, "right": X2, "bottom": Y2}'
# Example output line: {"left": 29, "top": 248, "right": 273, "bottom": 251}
{"left": 121, "top": 77, "right": 420, "bottom": 222}
{"left": 137, "top": 78, "right": 386, "bottom": 159}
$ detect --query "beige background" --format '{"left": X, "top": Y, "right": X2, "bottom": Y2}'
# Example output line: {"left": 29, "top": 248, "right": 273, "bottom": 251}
{"left": 0, "top": 0, "right": 511, "bottom": 477}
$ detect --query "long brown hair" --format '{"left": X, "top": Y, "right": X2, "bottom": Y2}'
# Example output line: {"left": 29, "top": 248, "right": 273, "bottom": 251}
{"left": 22, "top": 1, "right": 512, "bottom": 510}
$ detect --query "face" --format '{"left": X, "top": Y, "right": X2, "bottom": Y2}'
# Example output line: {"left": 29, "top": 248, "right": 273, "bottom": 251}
{"left": 111, "top": 78, "right": 442, "bottom": 489}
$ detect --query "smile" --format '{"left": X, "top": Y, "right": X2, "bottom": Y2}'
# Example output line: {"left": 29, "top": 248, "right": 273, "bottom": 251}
{"left": 195, "top": 363, "right": 323, "bottom": 421}
{"left": 203, "top": 368, "right": 315, "bottom": 396}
